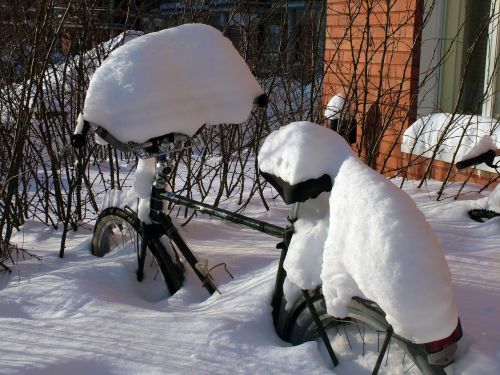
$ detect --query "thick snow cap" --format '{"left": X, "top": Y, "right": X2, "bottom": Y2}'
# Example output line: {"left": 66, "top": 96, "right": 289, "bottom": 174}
{"left": 321, "top": 156, "right": 459, "bottom": 343}
{"left": 402, "top": 113, "right": 500, "bottom": 163}
{"left": 258, "top": 121, "right": 354, "bottom": 185}
{"left": 258, "top": 122, "right": 353, "bottom": 291}
{"left": 83, "top": 24, "right": 263, "bottom": 143}
{"left": 324, "top": 94, "right": 350, "bottom": 120}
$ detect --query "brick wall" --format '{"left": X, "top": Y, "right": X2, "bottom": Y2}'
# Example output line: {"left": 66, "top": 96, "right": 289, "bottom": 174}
{"left": 323, "top": 0, "right": 497, "bottom": 186}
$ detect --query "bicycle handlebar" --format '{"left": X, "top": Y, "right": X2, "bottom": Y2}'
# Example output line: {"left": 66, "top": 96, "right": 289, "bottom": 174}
{"left": 455, "top": 149, "right": 498, "bottom": 170}
{"left": 71, "top": 94, "right": 268, "bottom": 151}
{"left": 71, "top": 116, "right": 90, "bottom": 149}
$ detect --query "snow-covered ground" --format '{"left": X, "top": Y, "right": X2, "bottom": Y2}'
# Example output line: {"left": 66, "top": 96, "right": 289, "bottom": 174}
{"left": 1, "top": 177, "right": 499, "bottom": 374}
{"left": 1, "top": 24, "right": 498, "bottom": 375}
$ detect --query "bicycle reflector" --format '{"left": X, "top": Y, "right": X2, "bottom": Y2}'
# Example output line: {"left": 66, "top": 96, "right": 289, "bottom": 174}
{"left": 425, "top": 319, "right": 463, "bottom": 354}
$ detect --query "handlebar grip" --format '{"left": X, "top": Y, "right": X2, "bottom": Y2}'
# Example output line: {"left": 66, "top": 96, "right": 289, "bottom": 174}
{"left": 456, "top": 149, "right": 496, "bottom": 170}
{"left": 254, "top": 93, "right": 268, "bottom": 108}
{"left": 71, "top": 115, "right": 90, "bottom": 149}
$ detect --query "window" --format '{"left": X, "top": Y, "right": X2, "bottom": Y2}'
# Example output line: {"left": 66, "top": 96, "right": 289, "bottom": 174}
{"left": 419, "top": 0, "right": 500, "bottom": 118}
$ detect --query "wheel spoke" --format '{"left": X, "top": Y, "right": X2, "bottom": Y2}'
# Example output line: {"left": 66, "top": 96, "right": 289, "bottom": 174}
{"left": 284, "top": 293, "right": 443, "bottom": 375}
{"left": 343, "top": 323, "right": 353, "bottom": 351}
{"left": 385, "top": 339, "right": 392, "bottom": 367}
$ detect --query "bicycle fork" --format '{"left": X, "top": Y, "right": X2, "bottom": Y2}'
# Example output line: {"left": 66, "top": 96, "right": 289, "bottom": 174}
{"left": 136, "top": 222, "right": 153, "bottom": 282}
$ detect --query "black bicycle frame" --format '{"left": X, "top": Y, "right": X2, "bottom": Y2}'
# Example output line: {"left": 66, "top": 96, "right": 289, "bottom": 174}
{"left": 137, "top": 168, "right": 287, "bottom": 296}
{"left": 161, "top": 193, "right": 339, "bottom": 366}
{"left": 136, "top": 159, "right": 339, "bottom": 367}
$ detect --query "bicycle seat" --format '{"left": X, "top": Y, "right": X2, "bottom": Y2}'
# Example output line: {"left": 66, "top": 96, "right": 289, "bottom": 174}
{"left": 258, "top": 121, "right": 354, "bottom": 204}
{"left": 81, "top": 24, "right": 264, "bottom": 145}
{"left": 260, "top": 171, "right": 332, "bottom": 204}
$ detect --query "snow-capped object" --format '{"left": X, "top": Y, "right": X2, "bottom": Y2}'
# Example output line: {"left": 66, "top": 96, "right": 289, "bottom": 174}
{"left": 487, "top": 184, "right": 500, "bottom": 212}
{"left": 258, "top": 122, "right": 353, "bottom": 293}
{"left": 460, "top": 135, "right": 499, "bottom": 161}
{"left": 402, "top": 113, "right": 500, "bottom": 170}
{"left": 282, "top": 191, "right": 330, "bottom": 291}
{"left": 133, "top": 158, "right": 156, "bottom": 223}
{"left": 324, "top": 94, "right": 350, "bottom": 120}
{"left": 134, "top": 158, "right": 156, "bottom": 199}
{"left": 83, "top": 24, "right": 263, "bottom": 143}
{"left": 258, "top": 121, "right": 354, "bottom": 185}
{"left": 321, "top": 156, "right": 459, "bottom": 343}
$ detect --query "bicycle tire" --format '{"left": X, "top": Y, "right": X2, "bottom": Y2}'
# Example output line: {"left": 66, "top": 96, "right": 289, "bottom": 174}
{"left": 277, "top": 289, "right": 451, "bottom": 374}
{"left": 92, "top": 207, "right": 183, "bottom": 298}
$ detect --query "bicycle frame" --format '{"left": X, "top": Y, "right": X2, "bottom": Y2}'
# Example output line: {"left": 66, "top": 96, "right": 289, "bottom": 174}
{"left": 136, "top": 153, "right": 462, "bottom": 372}
{"left": 136, "top": 154, "right": 342, "bottom": 366}
{"left": 137, "top": 154, "right": 285, "bottom": 296}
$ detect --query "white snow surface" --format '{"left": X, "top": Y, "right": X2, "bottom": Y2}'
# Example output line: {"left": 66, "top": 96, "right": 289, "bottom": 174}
{"left": 324, "top": 94, "right": 350, "bottom": 120}
{"left": 133, "top": 158, "right": 157, "bottom": 223}
{"left": 402, "top": 113, "right": 500, "bottom": 171}
{"left": 258, "top": 121, "right": 354, "bottom": 185}
{"left": 487, "top": 184, "right": 500, "bottom": 212}
{"left": 460, "top": 135, "right": 499, "bottom": 162}
{"left": 83, "top": 24, "right": 263, "bottom": 143}
{"left": 258, "top": 122, "right": 353, "bottom": 292}
{"left": 283, "top": 192, "right": 330, "bottom": 290}
{"left": 321, "top": 156, "right": 459, "bottom": 343}
{"left": 2, "top": 165, "right": 500, "bottom": 374}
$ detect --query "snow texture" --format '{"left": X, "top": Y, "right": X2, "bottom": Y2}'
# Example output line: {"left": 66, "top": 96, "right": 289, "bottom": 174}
{"left": 487, "top": 184, "right": 500, "bottom": 212}
{"left": 133, "top": 158, "right": 156, "bottom": 223}
{"left": 402, "top": 113, "right": 500, "bottom": 171}
{"left": 83, "top": 24, "right": 263, "bottom": 143}
{"left": 321, "top": 156, "right": 459, "bottom": 343}
{"left": 324, "top": 94, "right": 350, "bottom": 120}
{"left": 134, "top": 158, "right": 156, "bottom": 199}
{"left": 258, "top": 121, "right": 354, "bottom": 185}
{"left": 283, "top": 191, "right": 330, "bottom": 290}
{"left": 460, "top": 135, "right": 499, "bottom": 161}
{"left": 2, "top": 164, "right": 500, "bottom": 374}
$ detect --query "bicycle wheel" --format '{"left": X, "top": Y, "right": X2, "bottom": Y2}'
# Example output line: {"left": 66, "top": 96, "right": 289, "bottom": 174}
{"left": 92, "top": 207, "right": 183, "bottom": 299}
{"left": 277, "top": 289, "right": 451, "bottom": 374}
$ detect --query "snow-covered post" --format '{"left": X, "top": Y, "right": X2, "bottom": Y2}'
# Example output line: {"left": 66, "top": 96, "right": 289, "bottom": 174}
{"left": 324, "top": 94, "right": 356, "bottom": 144}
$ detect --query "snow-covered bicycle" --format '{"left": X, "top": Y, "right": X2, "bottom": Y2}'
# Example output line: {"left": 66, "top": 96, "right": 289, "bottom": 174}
{"left": 72, "top": 23, "right": 462, "bottom": 375}
{"left": 73, "top": 118, "right": 462, "bottom": 375}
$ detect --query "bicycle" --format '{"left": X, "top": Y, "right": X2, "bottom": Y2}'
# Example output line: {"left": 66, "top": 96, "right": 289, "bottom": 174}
{"left": 456, "top": 146, "right": 500, "bottom": 222}
{"left": 71, "top": 112, "right": 463, "bottom": 374}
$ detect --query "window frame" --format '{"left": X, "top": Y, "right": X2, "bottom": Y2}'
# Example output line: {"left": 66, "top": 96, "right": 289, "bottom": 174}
{"left": 418, "top": 0, "right": 500, "bottom": 118}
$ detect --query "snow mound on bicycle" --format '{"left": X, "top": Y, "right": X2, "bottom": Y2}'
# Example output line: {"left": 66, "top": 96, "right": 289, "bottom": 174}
{"left": 258, "top": 122, "right": 353, "bottom": 291}
{"left": 322, "top": 156, "right": 458, "bottom": 343}
{"left": 83, "top": 24, "right": 263, "bottom": 143}
{"left": 259, "top": 121, "right": 459, "bottom": 343}
{"left": 258, "top": 121, "right": 354, "bottom": 185}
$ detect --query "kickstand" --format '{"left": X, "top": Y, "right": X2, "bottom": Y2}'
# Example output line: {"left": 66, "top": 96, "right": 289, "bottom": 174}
{"left": 302, "top": 290, "right": 339, "bottom": 367}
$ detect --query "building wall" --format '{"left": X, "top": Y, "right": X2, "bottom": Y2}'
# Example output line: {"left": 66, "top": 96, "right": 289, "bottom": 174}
{"left": 323, "top": 0, "right": 496, "bottom": 186}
